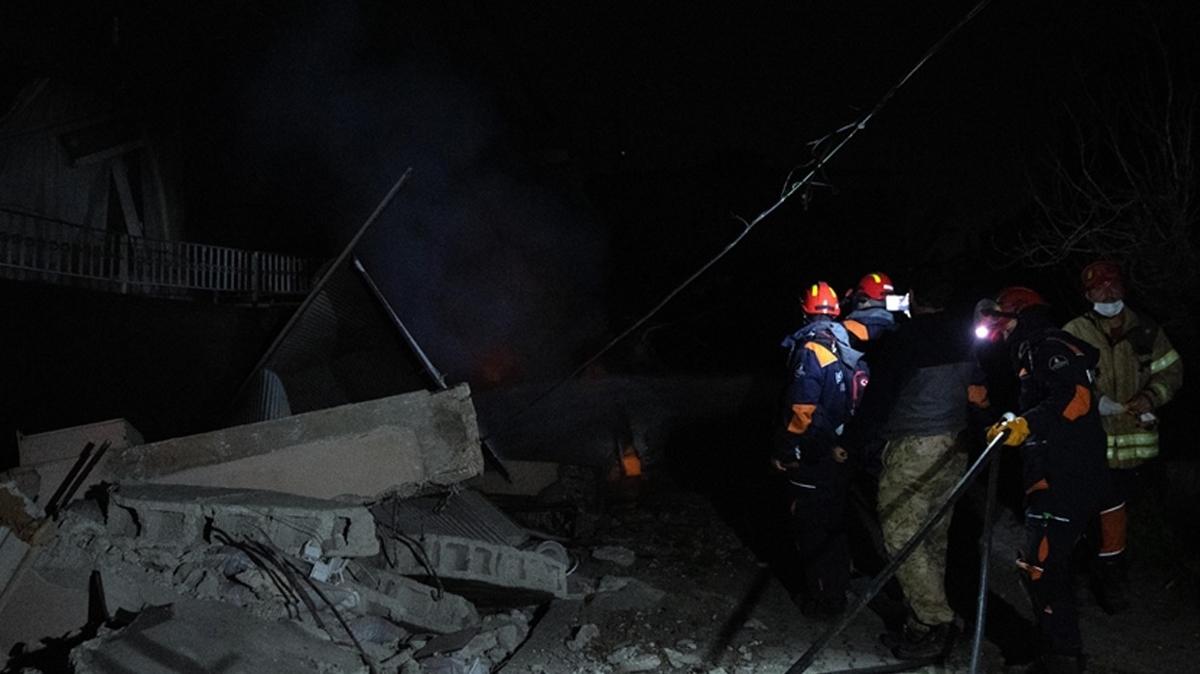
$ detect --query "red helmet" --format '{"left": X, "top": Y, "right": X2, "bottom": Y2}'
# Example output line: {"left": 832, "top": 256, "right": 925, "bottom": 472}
{"left": 1080, "top": 260, "right": 1124, "bottom": 301}
{"left": 855, "top": 272, "right": 895, "bottom": 301}
{"left": 974, "top": 287, "right": 1047, "bottom": 341}
{"left": 802, "top": 281, "right": 841, "bottom": 316}
{"left": 994, "top": 286, "right": 1047, "bottom": 316}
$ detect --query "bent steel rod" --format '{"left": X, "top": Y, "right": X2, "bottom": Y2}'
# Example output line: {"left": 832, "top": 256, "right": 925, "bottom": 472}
{"left": 785, "top": 429, "right": 1009, "bottom": 674}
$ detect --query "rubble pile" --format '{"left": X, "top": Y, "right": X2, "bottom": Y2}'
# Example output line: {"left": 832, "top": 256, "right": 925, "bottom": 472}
{"left": 0, "top": 389, "right": 569, "bottom": 674}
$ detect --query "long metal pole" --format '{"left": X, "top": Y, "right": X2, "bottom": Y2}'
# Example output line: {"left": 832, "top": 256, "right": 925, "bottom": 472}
{"left": 351, "top": 256, "right": 448, "bottom": 390}
{"left": 785, "top": 429, "right": 1009, "bottom": 674}
{"left": 231, "top": 168, "right": 412, "bottom": 403}
{"left": 968, "top": 441, "right": 1002, "bottom": 672}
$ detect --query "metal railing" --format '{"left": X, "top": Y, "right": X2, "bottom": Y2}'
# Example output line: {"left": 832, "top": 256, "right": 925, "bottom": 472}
{"left": 0, "top": 208, "right": 314, "bottom": 299}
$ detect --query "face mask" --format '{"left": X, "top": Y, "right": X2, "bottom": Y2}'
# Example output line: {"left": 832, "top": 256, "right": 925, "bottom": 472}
{"left": 1093, "top": 300, "right": 1124, "bottom": 317}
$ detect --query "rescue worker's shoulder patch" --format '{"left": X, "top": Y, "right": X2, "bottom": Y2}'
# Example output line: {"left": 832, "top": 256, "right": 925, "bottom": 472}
{"left": 1048, "top": 354, "right": 1069, "bottom": 371}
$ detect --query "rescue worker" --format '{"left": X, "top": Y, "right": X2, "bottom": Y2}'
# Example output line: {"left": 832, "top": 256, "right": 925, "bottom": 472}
{"left": 772, "top": 281, "right": 862, "bottom": 619}
{"left": 981, "top": 287, "right": 1108, "bottom": 674}
{"left": 1062, "top": 260, "right": 1183, "bottom": 614}
{"left": 843, "top": 272, "right": 901, "bottom": 349}
{"left": 842, "top": 272, "right": 989, "bottom": 660}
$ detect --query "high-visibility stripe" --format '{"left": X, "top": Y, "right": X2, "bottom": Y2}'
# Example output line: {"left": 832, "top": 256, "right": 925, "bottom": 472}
{"left": 1106, "top": 432, "right": 1159, "bottom": 462}
{"left": 1150, "top": 349, "right": 1180, "bottom": 374}
{"left": 1149, "top": 381, "right": 1172, "bottom": 404}
{"left": 1108, "top": 432, "right": 1158, "bottom": 447}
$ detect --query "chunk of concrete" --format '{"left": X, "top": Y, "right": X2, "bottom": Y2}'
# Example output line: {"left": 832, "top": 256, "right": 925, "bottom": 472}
{"left": 17, "top": 418, "right": 143, "bottom": 468}
{"left": 0, "top": 480, "right": 45, "bottom": 542}
{"left": 108, "top": 484, "right": 378, "bottom": 558}
{"left": 380, "top": 534, "right": 567, "bottom": 605}
{"left": 69, "top": 598, "right": 369, "bottom": 674}
{"left": 348, "top": 566, "right": 478, "bottom": 634}
{"left": 102, "top": 386, "right": 483, "bottom": 500}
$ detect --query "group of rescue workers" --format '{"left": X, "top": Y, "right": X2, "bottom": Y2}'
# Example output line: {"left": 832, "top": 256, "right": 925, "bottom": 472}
{"left": 771, "top": 261, "right": 1183, "bottom": 674}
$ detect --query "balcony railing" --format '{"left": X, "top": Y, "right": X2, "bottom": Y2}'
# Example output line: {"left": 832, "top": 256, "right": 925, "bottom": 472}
{"left": 0, "top": 208, "right": 315, "bottom": 299}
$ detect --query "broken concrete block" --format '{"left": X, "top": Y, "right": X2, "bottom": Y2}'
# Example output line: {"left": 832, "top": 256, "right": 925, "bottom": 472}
{"left": 348, "top": 566, "right": 478, "bottom": 634}
{"left": 107, "top": 484, "right": 378, "bottom": 558}
{"left": 372, "top": 489, "right": 529, "bottom": 548}
{"left": 379, "top": 534, "right": 567, "bottom": 605}
{"left": 18, "top": 418, "right": 143, "bottom": 468}
{"left": 101, "top": 386, "right": 483, "bottom": 500}
{"left": 69, "top": 598, "right": 369, "bottom": 674}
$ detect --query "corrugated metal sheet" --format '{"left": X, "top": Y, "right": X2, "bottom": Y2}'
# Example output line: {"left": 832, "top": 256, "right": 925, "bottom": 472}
{"left": 232, "top": 260, "right": 431, "bottom": 422}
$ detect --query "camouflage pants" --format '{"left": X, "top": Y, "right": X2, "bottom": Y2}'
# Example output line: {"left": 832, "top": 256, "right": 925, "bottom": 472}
{"left": 877, "top": 433, "right": 966, "bottom": 627}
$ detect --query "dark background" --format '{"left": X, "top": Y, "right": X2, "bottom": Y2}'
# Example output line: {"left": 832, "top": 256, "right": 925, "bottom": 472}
{"left": 1, "top": 1, "right": 1197, "bottom": 463}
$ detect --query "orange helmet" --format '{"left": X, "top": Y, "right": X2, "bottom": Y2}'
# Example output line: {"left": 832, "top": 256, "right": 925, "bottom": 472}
{"left": 1080, "top": 260, "right": 1124, "bottom": 301}
{"left": 802, "top": 281, "right": 841, "bottom": 316}
{"left": 855, "top": 272, "right": 895, "bottom": 302}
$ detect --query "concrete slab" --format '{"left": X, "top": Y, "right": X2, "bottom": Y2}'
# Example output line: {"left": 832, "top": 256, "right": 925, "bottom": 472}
{"left": 103, "top": 385, "right": 483, "bottom": 501}
{"left": 0, "top": 553, "right": 90, "bottom": 656}
{"left": 348, "top": 566, "right": 478, "bottom": 634}
{"left": 69, "top": 598, "right": 369, "bottom": 674}
{"left": 107, "top": 484, "right": 379, "bottom": 558}
{"left": 18, "top": 418, "right": 143, "bottom": 467}
{"left": 379, "top": 534, "right": 567, "bottom": 606}
{"left": 372, "top": 489, "right": 529, "bottom": 548}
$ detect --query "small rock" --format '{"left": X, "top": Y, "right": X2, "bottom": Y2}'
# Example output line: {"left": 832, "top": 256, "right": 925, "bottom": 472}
{"left": 607, "top": 645, "right": 640, "bottom": 665}
{"left": 707, "top": 668, "right": 729, "bottom": 674}
{"left": 592, "top": 545, "right": 636, "bottom": 566}
{"left": 744, "top": 618, "right": 767, "bottom": 631}
{"left": 619, "top": 653, "right": 662, "bottom": 672}
{"left": 664, "top": 647, "right": 702, "bottom": 668}
{"left": 677, "top": 639, "right": 698, "bottom": 651}
{"left": 495, "top": 624, "right": 522, "bottom": 653}
{"left": 566, "top": 624, "right": 600, "bottom": 652}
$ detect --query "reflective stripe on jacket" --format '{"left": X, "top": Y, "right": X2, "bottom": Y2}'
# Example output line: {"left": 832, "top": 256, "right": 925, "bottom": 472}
{"left": 1063, "top": 307, "right": 1184, "bottom": 468}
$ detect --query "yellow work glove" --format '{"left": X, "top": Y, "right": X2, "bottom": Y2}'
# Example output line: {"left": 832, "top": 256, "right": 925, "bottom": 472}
{"left": 986, "top": 416, "right": 1030, "bottom": 447}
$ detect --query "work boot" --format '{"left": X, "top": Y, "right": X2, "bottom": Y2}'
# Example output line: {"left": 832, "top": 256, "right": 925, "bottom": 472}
{"left": 889, "top": 621, "right": 955, "bottom": 660}
{"left": 1092, "top": 558, "right": 1130, "bottom": 615}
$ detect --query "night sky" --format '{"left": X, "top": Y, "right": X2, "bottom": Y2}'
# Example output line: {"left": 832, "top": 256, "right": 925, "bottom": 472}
{"left": 2, "top": 1, "right": 1198, "bottom": 449}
